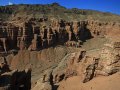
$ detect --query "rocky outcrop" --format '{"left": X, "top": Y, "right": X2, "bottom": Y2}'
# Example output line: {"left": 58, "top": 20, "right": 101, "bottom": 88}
{"left": 0, "top": 19, "right": 119, "bottom": 90}
{"left": 49, "top": 39, "right": 120, "bottom": 84}
{"left": 0, "top": 57, "right": 10, "bottom": 74}
{"left": 96, "top": 39, "right": 120, "bottom": 76}
{"left": 0, "top": 19, "right": 119, "bottom": 52}
{"left": 32, "top": 69, "right": 53, "bottom": 90}
{"left": 0, "top": 69, "right": 31, "bottom": 90}
{"left": 0, "top": 58, "right": 31, "bottom": 90}
{"left": 0, "top": 4, "right": 120, "bottom": 90}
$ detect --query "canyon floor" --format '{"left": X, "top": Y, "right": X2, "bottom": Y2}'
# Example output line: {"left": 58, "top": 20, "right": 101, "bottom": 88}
{"left": 58, "top": 72, "right": 120, "bottom": 90}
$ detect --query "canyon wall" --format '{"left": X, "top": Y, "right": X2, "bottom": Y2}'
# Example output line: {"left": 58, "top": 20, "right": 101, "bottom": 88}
{"left": 0, "top": 18, "right": 120, "bottom": 90}
{"left": 0, "top": 18, "right": 119, "bottom": 52}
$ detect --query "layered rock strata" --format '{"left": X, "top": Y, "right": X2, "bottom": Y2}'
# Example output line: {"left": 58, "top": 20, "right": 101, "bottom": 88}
{"left": 0, "top": 19, "right": 119, "bottom": 52}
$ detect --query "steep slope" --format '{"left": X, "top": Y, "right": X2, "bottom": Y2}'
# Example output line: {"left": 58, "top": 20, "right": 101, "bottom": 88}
{"left": 0, "top": 3, "right": 120, "bottom": 22}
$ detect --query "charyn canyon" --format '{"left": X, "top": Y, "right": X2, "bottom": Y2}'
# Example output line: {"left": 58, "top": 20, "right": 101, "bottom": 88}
{"left": 0, "top": 2, "right": 120, "bottom": 90}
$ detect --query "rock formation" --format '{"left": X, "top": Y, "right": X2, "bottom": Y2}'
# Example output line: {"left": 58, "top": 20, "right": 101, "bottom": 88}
{"left": 0, "top": 4, "right": 120, "bottom": 90}
{"left": 0, "top": 57, "right": 32, "bottom": 90}
{"left": 0, "top": 19, "right": 119, "bottom": 52}
{"left": 32, "top": 69, "right": 53, "bottom": 90}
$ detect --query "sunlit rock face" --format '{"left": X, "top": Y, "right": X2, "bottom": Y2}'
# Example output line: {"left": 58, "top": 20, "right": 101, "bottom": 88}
{"left": 0, "top": 18, "right": 120, "bottom": 52}
{"left": 0, "top": 4, "right": 120, "bottom": 90}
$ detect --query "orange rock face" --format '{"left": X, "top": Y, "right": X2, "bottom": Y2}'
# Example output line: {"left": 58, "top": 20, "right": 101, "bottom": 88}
{"left": 0, "top": 17, "right": 120, "bottom": 90}
{"left": 0, "top": 19, "right": 119, "bottom": 52}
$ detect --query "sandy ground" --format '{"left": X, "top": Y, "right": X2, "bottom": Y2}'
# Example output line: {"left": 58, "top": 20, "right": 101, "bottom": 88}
{"left": 58, "top": 72, "right": 120, "bottom": 90}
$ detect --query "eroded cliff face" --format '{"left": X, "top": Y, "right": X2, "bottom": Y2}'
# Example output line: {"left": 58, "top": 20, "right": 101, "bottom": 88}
{"left": 0, "top": 18, "right": 120, "bottom": 52}
{"left": 0, "top": 57, "right": 31, "bottom": 90}
{"left": 0, "top": 17, "right": 120, "bottom": 90}
{"left": 33, "top": 39, "right": 120, "bottom": 90}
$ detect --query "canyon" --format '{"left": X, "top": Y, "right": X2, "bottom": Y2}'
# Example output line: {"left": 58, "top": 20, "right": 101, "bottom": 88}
{"left": 0, "top": 3, "right": 120, "bottom": 90}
